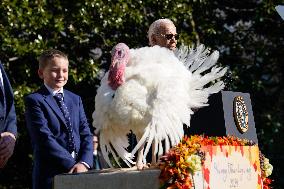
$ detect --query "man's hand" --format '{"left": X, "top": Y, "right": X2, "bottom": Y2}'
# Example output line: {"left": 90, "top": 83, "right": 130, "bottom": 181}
{"left": 0, "top": 132, "right": 16, "bottom": 168}
{"left": 68, "top": 162, "right": 88, "bottom": 173}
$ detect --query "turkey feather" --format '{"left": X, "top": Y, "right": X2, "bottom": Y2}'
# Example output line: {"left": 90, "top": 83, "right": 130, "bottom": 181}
{"left": 93, "top": 44, "right": 227, "bottom": 167}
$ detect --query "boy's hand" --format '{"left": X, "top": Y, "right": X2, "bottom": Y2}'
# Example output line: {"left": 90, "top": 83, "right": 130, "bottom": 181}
{"left": 68, "top": 162, "right": 88, "bottom": 173}
{"left": 0, "top": 132, "right": 16, "bottom": 168}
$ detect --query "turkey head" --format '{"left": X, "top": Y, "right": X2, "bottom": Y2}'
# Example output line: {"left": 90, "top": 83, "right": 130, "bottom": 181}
{"left": 108, "top": 43, "right": 130, "bottom": 90}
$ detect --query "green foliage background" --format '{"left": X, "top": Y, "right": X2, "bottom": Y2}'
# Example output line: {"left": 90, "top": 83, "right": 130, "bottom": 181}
{"left": 0, "top": 0, "right": 283, "bottom": 188}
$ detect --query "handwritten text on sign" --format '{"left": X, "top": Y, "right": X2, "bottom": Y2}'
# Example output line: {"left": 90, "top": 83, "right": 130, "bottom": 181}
{"left": 202, "top": 146, "right": 261, "bottom": 189}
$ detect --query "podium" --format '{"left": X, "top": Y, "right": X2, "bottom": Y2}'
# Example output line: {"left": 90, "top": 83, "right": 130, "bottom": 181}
{"left": 54, "top": 91, "right": 262, "bottom": 189}
{"left": 53, "top": 169, "right": 160, "bottom": 189}
{"left": 187, "top": 91, "right": 258, "bottom": 144}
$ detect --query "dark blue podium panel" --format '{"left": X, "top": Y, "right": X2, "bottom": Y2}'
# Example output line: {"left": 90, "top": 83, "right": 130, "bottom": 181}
{"left": 186, "top": 91, "right": 258, "bottom": 144}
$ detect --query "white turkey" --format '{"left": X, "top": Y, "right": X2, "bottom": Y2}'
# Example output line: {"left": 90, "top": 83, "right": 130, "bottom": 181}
{"left": 92, "top": 43, "right": 227, "bottom": 169}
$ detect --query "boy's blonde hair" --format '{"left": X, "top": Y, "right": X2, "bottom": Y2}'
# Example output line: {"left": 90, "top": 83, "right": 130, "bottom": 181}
{"left": 38, "top": 49, "right": 68, "bottom": 69}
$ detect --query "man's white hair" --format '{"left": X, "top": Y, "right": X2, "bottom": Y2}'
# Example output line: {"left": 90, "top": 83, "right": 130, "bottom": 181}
{"left": 148, "top": 18, "right": 175, "bottom": 46}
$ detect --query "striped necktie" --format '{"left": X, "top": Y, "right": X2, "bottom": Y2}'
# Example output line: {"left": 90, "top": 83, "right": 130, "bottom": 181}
{"left": 54, "top": 93, "right": 76, "bottom": 156}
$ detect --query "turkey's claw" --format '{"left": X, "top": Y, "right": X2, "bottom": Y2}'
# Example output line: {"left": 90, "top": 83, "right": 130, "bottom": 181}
{"left": 136, "top": 162, "right": 150, "bottom": 170}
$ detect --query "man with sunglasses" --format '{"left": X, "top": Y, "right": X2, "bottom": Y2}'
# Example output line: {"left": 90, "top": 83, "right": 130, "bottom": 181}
{"left": 148, "top": 18, "right": 179, "bottom": 51}
{"left": 125, "top": 18, "right": 178, "bottom": 165}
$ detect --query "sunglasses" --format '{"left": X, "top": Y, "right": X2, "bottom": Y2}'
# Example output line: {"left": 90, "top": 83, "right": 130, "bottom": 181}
{"left": 159, "top": 33, "right": 179, "bottom": 40}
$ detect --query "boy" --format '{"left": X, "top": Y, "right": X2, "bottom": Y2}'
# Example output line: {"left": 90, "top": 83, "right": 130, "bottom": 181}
{"left": 25, "top": 49, "right": 93, "bottom": 189}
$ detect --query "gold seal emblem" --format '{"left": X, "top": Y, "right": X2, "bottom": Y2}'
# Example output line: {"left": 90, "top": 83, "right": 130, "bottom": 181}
{"left": 233, "top": 96, "right": 249, "bottom": 133}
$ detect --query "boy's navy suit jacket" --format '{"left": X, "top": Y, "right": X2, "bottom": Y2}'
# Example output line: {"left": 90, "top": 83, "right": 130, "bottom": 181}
{"left": 25, "top": 85, "right": 93, "bottom": 189}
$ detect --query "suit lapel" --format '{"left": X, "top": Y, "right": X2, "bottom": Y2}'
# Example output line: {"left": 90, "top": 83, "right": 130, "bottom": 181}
{"left": 0, "top": 63, "right": 13, "bottom": 110}
{"left": 63, "top": 90, "right": 73, "bottom": 113}
{"left": 40, "top": 86, "right": 67, "bottom": 126}
{"left": 0, "top": 64, "right": 5, "bottom": 103}
{"left": 63, "top": 90, "right": 74, "bottom": 126}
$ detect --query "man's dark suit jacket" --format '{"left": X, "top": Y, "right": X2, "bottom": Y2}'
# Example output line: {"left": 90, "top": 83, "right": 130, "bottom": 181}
{"left": 25, "top": 86, "right": 93, "bottom": 189}
{"left": 93, "top": 151, "right": 109, "bottom": 170}
{"left": 0, "top": 62, "right": 17, "bottom": 136}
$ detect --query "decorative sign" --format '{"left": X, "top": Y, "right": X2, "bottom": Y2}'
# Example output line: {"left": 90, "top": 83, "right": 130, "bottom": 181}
{"left": 200, "top": 145, "right": 262, "bottom": 189}
{"left": 233, "top": 96, "right": 249, "bottom": 133}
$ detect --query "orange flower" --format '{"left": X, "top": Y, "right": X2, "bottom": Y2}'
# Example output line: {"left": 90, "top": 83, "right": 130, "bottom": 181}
{"left": 159, "top": 135, "right": 271, "bottom": 189}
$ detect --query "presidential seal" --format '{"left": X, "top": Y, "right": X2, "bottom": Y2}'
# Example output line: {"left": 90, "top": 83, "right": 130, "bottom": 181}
{"left": 233, "top": 96, "right": 249, "bottom": 133}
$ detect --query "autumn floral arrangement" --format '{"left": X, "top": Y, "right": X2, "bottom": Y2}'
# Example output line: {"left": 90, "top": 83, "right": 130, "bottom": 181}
{"left": 159, "top": 135, "right": 273, "bottom": 189}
